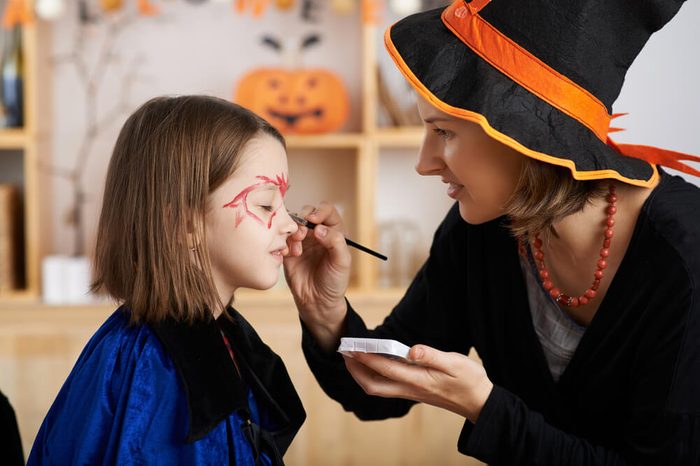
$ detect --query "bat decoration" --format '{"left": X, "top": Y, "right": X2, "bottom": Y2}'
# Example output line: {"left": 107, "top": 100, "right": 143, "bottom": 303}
{"left": 300, "top": 0, "right": 320, "bottom": 22}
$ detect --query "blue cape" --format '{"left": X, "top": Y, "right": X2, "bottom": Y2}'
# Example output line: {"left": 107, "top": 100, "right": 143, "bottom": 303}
{"left": 28, "top": 308, "right": 305, "bottom": 465}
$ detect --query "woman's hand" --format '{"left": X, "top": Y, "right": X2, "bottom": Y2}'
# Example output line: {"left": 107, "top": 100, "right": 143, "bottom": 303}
{"left": 343, "top": 345, "right": 493, "bottom": 423}
{"left": 284, "top": 202, "right": 352, "bottom": 352}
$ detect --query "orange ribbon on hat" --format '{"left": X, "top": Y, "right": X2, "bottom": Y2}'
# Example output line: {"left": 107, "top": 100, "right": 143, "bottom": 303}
{"left": 606, "top": 113, "right": 700, "bottom": 177}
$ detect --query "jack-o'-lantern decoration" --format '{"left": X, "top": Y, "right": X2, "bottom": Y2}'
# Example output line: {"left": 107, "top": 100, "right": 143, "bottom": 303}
{"left": 235, "top": 34, "right": 350, "bottom": 134}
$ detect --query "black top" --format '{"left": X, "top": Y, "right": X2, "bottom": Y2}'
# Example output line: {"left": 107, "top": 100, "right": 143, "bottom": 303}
{"left": 0, "top": 389, "right": 23, "bottom": 466}
{"left": 302, "top": 171, "right": 700, "bottom": 465}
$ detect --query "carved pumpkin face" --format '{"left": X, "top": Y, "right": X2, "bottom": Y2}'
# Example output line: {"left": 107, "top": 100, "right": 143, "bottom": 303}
{"left": 235, "top": 68, "right": 350, "bottom": 134}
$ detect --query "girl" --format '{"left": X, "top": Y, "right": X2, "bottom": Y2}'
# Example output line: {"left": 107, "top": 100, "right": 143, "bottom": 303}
{"left": 28, "top": 95, "right": 305, "bottom": 465}
{"left": 284, "top": 0, "right": 700, "bottom": 464}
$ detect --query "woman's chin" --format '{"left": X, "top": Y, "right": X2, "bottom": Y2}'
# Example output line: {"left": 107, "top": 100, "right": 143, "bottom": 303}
{"left": 458, "top": 202, "right": 501, "bottom": 225}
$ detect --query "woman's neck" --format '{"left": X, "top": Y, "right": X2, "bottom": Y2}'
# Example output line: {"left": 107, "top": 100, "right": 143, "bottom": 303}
{"left": 541, "top": 179, "right": 658, "bottom": 324}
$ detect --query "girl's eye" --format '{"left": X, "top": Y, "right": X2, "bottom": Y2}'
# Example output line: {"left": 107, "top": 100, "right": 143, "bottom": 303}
{"left": 259, "top": 205, "right": 274, "bottom": 212}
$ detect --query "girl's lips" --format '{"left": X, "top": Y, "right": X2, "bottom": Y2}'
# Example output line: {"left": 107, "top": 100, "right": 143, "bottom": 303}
{"left": 270, "top": 247, "right": 287, "bottom": 262}
{"left": 447, "top": 182, "right": 464, "bottom": 199}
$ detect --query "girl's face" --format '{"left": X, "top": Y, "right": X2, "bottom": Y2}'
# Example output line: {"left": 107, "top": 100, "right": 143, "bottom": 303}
{"left": 205, "top": 134, "right": 297, "bottom": 302}
{"left": 415, "top": 95, "right": 525, "bottom": 224}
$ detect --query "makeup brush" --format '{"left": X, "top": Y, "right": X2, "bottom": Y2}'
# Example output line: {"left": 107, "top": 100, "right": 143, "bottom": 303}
{"left": 288, "top": 212, "right": 388, "bottom": 261}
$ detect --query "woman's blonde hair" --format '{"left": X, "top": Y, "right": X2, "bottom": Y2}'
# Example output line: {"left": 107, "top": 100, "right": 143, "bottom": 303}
{"left": 91, "top": 95, "right": 285, "bottom": 324}
{"left": 505, "top": 157, "right": 606, "bottom": 238}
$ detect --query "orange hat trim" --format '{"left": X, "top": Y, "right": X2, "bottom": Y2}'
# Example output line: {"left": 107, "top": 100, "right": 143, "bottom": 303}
{"left": 384, "top": 24, "right": 660, "bottom": 188}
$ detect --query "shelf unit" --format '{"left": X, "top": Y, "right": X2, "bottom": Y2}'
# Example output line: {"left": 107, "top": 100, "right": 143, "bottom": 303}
{"left": 0, "top": 24, "right": 41, "bottom": 302}
{"left": 286, "top": 7, "right": 425, "bottom": 292}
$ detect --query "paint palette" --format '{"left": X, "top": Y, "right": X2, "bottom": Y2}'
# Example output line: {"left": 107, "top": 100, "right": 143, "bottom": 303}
{"left": 337, "top": 337, "right": 411, "bottom": 361}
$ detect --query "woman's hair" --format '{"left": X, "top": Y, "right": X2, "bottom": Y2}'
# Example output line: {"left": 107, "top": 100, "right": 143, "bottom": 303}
{"left": 505, "top": 157, "right": 606, "bottom": 238}
{"left": 91, "top": 95, "right": 285, "bottom": 324}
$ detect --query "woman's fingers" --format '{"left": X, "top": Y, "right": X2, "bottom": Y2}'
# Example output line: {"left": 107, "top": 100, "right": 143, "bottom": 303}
{"left": 306, "top": 201, "right": 345, "bottom": 230}
{"left": 343, "top": 355, "right": 408, "bottom": 398}
{"left": 290, "top": 202, "right": 351, "bottom": 268}
{"left": 344, "top": 353, "right": 426, "bottom": 397}
{"left": 345, "top": 347, "right": 493, "bottom": 422}
{"left": 407, "top": 345, "right": 459, "bottom": 376}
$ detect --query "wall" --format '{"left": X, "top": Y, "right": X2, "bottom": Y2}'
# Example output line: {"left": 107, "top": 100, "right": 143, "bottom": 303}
{"left": 608, "top": 1, "right": 700, "bottom": 182}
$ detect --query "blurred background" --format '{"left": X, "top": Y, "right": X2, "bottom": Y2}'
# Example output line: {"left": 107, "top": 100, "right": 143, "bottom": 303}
{"left": 0, "top": 0, "right": 698, "bottom": 464}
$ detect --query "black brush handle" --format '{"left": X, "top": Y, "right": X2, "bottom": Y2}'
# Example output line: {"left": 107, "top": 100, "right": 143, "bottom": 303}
{"left": 289, "top": 213, "right": 388, "bottom": 261}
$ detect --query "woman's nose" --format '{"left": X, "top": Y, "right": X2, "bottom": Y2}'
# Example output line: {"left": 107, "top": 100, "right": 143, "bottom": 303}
{"left": 415, "top": 135, "right": 446, "bottom": 176}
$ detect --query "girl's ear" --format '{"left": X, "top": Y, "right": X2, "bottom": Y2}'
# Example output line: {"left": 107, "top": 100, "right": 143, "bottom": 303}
{"left": 186, "top": 232, "right": 198, "bottom": 252}
{"left": 185, "top": 214, "right": 202, "bottom": 251}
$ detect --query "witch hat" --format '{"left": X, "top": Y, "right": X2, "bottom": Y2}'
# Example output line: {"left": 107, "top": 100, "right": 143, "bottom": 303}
{"left": 385, "top": 0, "right": 699, "bottom": 186}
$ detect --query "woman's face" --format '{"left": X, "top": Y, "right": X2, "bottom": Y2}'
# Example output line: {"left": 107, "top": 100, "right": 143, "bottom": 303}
{"left": 205, "top": 134, "right": 298, "bottom": 302}
{"left": 415, "top": 95, "right": 525, "bottom": 224}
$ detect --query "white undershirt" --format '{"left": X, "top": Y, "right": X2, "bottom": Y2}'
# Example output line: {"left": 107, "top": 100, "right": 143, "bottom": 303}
{"left": 519, "top": 251, "right": 586, "bottom": 382}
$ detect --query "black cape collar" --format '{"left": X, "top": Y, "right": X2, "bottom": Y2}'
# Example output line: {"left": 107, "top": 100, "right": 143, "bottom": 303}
{"left": 149, "top": 306, "right": 305, "bottom": 454}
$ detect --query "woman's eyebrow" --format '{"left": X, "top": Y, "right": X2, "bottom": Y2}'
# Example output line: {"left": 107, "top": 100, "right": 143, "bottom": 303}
{"left": 423, "top": 116, "right": 452, "bottom": 124}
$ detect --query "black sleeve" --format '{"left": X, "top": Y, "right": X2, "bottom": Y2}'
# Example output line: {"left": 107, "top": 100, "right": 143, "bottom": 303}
{"left": 461, "top": 381, "right": 700, "bottom": 465}
{"left": 0, "top": 389, "right": 24, "bottom": 466}
{"left": 460, "top": 386, "right": 632, "bottom": 465}
{"left": 301, "top": 204, "right": 474, "bottom": 421}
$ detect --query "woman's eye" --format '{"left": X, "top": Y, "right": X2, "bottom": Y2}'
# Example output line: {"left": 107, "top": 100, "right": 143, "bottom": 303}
{"left": 259, "top": 205, "right": 274, "bottom": 212}
{"left": 432, "top": 128, "right": 452, "bottom": 140}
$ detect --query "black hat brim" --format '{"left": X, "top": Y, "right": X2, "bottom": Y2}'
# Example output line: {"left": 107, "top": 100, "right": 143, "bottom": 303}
{"left": 386, "top": 7, "right": 658, "bottom": 187}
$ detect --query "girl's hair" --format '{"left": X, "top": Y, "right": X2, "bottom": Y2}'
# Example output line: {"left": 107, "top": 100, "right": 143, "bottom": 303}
{"left": 505, "top": 157, "right": 606, "bottom": 238}
{"left": 91, "top": 95, "right": 285, "bottom": 324}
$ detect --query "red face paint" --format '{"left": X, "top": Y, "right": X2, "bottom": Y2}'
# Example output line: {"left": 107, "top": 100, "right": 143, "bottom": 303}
{"left": 222, "top": 173, "right": 289, "bottom": 229}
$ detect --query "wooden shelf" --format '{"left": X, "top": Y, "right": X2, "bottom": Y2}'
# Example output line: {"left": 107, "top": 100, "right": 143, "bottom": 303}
{"left": 284, "top": 127, "right": 423, "bottom": 150}
{"left": 0, "top": 128, "right": 28, "bottom": 149}
{"left": 0, "top": 287, "right": 407, "bottom": 313}
{"left": 0, "top": 289, "right": 37, "bottom": 304}
{"left": 286, "top": 132, "right": 363, "bottom": 149}
{"left": 375, "top": 126, "right": 424, "bottom": 147}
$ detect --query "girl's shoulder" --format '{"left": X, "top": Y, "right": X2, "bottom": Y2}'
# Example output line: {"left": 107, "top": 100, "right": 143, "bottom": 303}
{"left": 74, "top": 307, "right": 173, "bottom": 377}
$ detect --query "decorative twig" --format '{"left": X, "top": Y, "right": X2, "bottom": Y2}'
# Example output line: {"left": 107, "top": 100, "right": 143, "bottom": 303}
{"left": 45, "top": 8, "right": 149, "bottom": 256}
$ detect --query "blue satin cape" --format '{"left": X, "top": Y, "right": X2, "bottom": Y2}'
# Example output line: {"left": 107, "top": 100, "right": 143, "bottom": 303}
{"left": 28, "top": 307, "right": 305, "bottom": 465}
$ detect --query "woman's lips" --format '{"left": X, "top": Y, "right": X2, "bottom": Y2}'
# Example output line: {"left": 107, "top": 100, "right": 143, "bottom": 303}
{"left": 447, "top": 182, "right": 464, "bottom": 199}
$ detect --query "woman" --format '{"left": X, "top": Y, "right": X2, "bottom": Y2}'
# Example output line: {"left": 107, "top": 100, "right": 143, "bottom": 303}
{"left": 284, "top": 0, "right": 700, "bottom": 464}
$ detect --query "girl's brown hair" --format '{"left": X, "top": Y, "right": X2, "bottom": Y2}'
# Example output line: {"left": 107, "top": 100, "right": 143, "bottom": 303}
{"left": 91, "top": 95, "right": 285, "bottom": 324}
{"left": 505, "top": 157, "right": 606, "bottom": 238}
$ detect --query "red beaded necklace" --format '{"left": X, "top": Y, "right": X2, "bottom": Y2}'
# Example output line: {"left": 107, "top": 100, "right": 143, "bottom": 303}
{"left": 529, "top": 183, "right": 617, "bottom": 308}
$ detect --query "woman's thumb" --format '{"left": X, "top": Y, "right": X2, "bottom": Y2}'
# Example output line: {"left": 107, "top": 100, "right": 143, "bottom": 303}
{"left": 409, "top": 345, "right": 451, "bottom": 372}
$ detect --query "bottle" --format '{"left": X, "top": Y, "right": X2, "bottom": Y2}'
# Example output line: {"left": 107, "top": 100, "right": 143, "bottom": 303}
{"left": 2, "top": 27, "right": 23, "bottom": 128}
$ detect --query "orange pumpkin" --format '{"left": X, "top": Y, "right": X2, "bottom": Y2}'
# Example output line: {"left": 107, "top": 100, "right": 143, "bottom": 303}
{"left": 235, "top": 68, "right": 350, "bottom": 134}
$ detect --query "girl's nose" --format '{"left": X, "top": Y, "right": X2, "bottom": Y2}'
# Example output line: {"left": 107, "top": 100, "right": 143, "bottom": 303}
{"left": 279, "top": 207, "right": 299, "bottom": 235}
